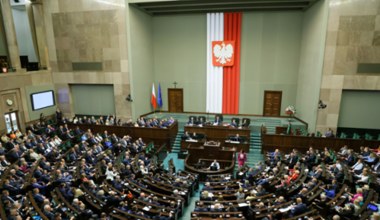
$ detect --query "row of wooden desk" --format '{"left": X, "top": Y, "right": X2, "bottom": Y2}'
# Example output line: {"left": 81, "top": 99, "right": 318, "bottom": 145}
{"left": 184, "top": 125, "right": 250, "bottom": 141}
{"left": 183, "top": 125, "right": 251, "bottom": 152}
{"left": 67, "top": 122, "right": 178, "bottom": 151}
{"left": 262, "top": 133, "right": 380, "bottom": 153}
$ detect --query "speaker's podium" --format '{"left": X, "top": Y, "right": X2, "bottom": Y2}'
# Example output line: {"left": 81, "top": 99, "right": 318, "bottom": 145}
{"left": 184, "top": 141, "right": 235, "bottom": 181}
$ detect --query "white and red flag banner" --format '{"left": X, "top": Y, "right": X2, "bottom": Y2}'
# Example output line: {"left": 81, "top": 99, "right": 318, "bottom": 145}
{"left": 206, "top": 12, "right": 241, "bottom": 114}
{"left": 151, "top": 83, "right": 157, "bottom": 110}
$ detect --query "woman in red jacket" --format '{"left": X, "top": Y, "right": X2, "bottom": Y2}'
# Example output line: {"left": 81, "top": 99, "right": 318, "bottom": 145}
{"left": 238, "top": 150, "right": 247, "bottom": 167}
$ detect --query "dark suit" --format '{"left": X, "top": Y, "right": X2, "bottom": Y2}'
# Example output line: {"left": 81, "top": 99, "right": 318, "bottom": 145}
{"left": 230, "top": 136, "right": 242, "bottom": 142}
{"left": 346, "top": 154, "right": 356, "bottom": 166}
{"left": 288, "top": 155, "right": 298, "bottom": 169}
{"left": 290, "top": 203, "right": 307, "bottom": 216}
{"left": 33, "top": 193, "right": 45, "bottom": 204}
{"left": 194, "top": 207, "right": 209, "bottom": 212}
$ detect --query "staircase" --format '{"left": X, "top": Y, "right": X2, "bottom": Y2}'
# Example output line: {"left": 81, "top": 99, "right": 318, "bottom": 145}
{"left": 171, "top": 128, "right": 184, "bottom": 153}
{"left": 235, "top": 132, "right": 263, "bottom": 171}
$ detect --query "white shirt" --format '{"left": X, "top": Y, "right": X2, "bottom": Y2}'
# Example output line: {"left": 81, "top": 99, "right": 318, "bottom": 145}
{"left": 106, "top": 168, "right": 117, "bottom": 181}
{"left": 352, "top": 161, "right": 363, "bottom": 171}
{"left": 356, "top": 174, "right": 369, "bottom": 183}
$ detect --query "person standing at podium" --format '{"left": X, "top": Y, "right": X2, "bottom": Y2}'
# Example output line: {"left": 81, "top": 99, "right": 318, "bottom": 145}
{"left": 238, "top": 150, "right": 247, "bottom": 168}
{"left": 209, "top": 160, "right": 220, "bottom": 171}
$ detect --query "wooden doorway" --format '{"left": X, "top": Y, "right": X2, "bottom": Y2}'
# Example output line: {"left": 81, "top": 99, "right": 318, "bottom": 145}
{"left": 263, "top": 91, "right": 282, "bottom": 116}
{"left": 168, "top": 88, "right": 183, "bottom": 112}
{"left": 4, "top": 111, "right": 20, "bottom": 133}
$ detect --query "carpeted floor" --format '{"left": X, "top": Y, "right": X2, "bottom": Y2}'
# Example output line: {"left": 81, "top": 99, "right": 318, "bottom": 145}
{"left": 163, "top": 153, "right": 203, "bottom": 220}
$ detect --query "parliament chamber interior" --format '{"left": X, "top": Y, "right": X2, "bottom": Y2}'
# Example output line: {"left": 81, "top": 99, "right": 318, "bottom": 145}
{"left": 1, "top": 0, "right": 380, "bottom": 219}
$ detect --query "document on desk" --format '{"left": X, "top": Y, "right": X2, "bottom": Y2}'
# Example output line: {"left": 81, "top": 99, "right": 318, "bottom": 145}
{"left": 186, "top": 139, "right": 198, "bottom": 142}
{"left": 238, "top": 203, "right": 249, "bottom": 207}
{"left": 279, "top": 206, "right": 292, "bottom": 213}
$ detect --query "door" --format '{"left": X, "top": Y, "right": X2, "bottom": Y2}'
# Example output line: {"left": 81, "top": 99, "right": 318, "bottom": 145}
{"left": 263, "top": 91, "right": 282, "bottom": 116}
{"left": 168, "top": 88, "right": 183, "bottom": 112}
{"left": 4, "top": 111, "right": 20, "bottom": 133}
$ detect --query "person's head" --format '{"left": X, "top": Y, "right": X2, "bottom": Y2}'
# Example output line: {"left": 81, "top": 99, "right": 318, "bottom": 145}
{"left": 258, "top": 202, "right": 265, "bottom": 208}
{"left": 320, "top": 193, "right": 327, "bottom": 200}
{"left": 79, "top": 203, "right": 86, "bottom": 210}
{"left": 44, "top": 205, "right": 52, "bottom": 212}
{"left": 100, "top": 212, "right": 107, "bottom": 220}
{"left": 277, "top": 196, "right": 284, "bottom": 202}
{"left": 363, "top": 168, "right": 369, "bottom": 175}
{"left": 356, "top": 188, "right": 363, "bottom": 194}
{"left": 332, "top": 215, "right": 341, "bottom": 220}
{"left": 363, "top": 184, "right": 370, "bottom": 191}
{"left": 296, "top": 197, "right": 302, "bottom": 204}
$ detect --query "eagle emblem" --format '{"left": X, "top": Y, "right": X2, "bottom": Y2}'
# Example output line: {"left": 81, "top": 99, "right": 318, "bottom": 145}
{"left": 212, "top": 41, "right": 235, "bottom": 66}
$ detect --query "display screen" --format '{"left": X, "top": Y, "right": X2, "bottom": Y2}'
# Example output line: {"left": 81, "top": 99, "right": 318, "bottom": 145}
{"left": 31, "top": 90, "right": 55, "bottom": 110}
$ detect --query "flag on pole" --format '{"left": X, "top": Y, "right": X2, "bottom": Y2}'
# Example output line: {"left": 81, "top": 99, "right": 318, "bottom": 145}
{"left": 286, "top": 123, "right": 292, "bottom": 135}
{"left": 157, "top": 83, "right": 163, "bottom": 108}
{"left": 151, "top": 83, "right": 157, "bottom": 110}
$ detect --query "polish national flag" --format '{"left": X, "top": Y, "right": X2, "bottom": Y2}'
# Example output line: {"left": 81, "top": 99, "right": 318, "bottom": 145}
{"left": 151, "top": 83, "right": 157, "bottom": 110}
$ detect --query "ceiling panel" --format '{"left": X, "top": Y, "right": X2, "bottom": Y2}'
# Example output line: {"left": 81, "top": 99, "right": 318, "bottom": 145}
{"left": 130, "top": 0, "right": 320, "bottom": 15}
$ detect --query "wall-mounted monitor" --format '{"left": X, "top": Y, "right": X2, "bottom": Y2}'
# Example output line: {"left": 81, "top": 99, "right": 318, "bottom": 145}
{"left": 31, "top": 90, "right": 55, "bottom": 111}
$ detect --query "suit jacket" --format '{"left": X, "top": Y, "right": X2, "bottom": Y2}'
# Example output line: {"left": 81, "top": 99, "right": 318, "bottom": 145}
{"left": 346, "top": 155, "right": 356, "bottom": 166}
{"left": 291, "top": 203, "right": 307, "bottom": 216}
{"left": 33, "top": 193, "right": 45, "bottom": 204}
{"left": 194, "top": 207, "right": 208, "bottom": 212}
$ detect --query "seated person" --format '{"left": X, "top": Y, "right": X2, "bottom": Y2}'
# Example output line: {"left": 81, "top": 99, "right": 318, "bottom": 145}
{"left": 230, "top": 119, "right": 238, "bottom": 128}
{"left": 362, "top": 152, "right": 378, "bottom": 166}
{"left": 197, "top": 116, "right": 206, "bottom": 126}
{"left": 181, "top": 131, "right": 191, "bottom": 140}
{"left": 241, "top": 118, "right": 250, "bottom": 127}
{"left": 230, "top": 134, "right": 243, "bottom": 143}
{"left": 324, "top": 128, "right": 334, "bottom": 138}
{"left": 213, "top": 115, "right": 223, "bottom": 126}
{"left": 289, "top": 197, "right": 308, "bottom": 217}
{"left": 335, "top": 203, "right": 355, "bottom": 218}
{"left": 191, "top": 132, "right": 199, "bottom": 140}
{"left": 209, "top": 160, "right": 220, "bottom": 171}
{"left": 187, "top": 116, "right": 197, "bottom": 126}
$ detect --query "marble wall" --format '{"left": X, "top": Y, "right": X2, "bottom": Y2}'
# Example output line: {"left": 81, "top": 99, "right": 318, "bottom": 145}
{"left": 0, "top": 71, "right": 53, "bottom": 133}
{"left": 42, "top": 0, "right": 131, "bottom": 119}
{"left": 316, "top": 0, "right": 380, "bottom": 133}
